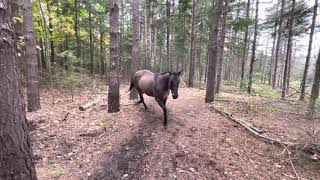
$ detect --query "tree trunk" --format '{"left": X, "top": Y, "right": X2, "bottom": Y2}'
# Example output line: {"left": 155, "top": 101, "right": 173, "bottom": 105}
{"left": 281, "top": 0, "right": 295, "bottom": 99}
{"left": 24, "top": 0, "right": 41, "bottom": 112}
{"left": 247, "top": 0, "right": 259, "bottom": 94}
{"left": 89, "top": 10, "right": 94, "bottom": 75}
{"left": 75, "top": 0, "right": 81, "bottom": 61}
{"left": 143, "top": 0, "right": 150, "bottom": 69}
{"left": 272, "top": 0, "right": 285, "bottom": 89}
{"left": 215, "top": 0, "right": 228, "bottom": 93}
{"left": 309, "top": 49, "right": 320, "bottom": 116}
{"left": 300, "top": 0, "right": 318, "bottom": 101}
{"left": 47, "top": 2, "right": 55, "bottom": 70}
{"left": 188, "top": 0, "right": 197, "bottom": 87}
{"left": 130, "top": 0, "right": 140, "bottom": 99}
{"left": 205, "top": 0, "right": 223, "bottom": 103}
{"left": 166, "top": 0, "right": 174, "bottom": 71}
{"left": 268, "top": 19, "right": 278, "bottom": 84}
{"left": 0, "top": 1, "right": 37, "bottom": 178}
{"left": 240, "top": 0, "right": 250, "bottom": 82}
{"left": 108, "top": 0, "right": 120, "bottom": 113}
{"left": 100, "top": 29, "right": 105, "bottom": 75}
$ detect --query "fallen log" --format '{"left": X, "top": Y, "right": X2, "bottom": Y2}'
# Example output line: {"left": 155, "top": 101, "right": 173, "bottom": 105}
{"left": 79, "top": 98, "right": 104, "bottom": 111}
{"left": 209, "top": 105, "right": 319, "bottom": 155}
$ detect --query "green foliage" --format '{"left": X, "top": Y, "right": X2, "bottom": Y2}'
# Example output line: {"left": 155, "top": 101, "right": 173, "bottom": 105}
{"left": 252, "top": 84, "right": 281, "bottom": 98}
{"left": 51, "top": 166, "right": 63, "bottom": 178}
{"left": 56, "top": 71, "right": 91, "bottom": 89}
{"left": 248, "top": 104, "right": 278, "bottom": 113}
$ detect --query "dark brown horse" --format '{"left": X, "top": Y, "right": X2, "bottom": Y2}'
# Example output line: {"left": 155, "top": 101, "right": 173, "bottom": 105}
{"left": 129, "top": 70, "right": 182, "bottom": 127}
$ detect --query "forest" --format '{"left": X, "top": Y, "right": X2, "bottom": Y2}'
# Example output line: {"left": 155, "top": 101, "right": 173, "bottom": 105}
{"left": 0, "top": 0, "right": 320, "bottom": 179}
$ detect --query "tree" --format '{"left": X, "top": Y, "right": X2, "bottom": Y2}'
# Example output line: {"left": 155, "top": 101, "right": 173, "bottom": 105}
{"left": 166, "top": 0, "right": 174, "bottom": 71}
{"left": 240, "top": 0, "right": 250, "bottom": 82}
{"left": 247, "top": 0, "right": 259, "bottom": 94}
{"left": 309, "top": 48, "right": 320, "bottom": 116}
{"left": 24, "top": 0, "right": 41, "bottom": 111}
{"left": 272, "top": 0, "right": 285, "bottom": 89}
{"left": 205, "top": 0, "right": 223, "bottom": 103}
{"left": 144, "top": 0, "right": 151, "bottom": 69}
{"left": 130, "top": 0, "right": 140, "bottom": 99}
{"left": 75, "top": 0, "right": 81, "bottom": 60}
{"left": 215, "top": 0, "right": 228, "bottom": 93}
{"left": 300, "top": 0, "right": 318, "bottom": 101}
{"left": 0, "top": 0, "right": 37, "bottom": 178}
{"left": 188, "top": 0, "right": 197, "bottom": 87}
{"left": 282, "top": 0, "right": 295, "bottom": 99}
{"left": 108, "top": 0, "right": 120, "bottom": 113}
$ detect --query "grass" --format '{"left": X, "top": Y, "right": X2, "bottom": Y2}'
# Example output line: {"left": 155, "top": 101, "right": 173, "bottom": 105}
{"left": 251, "top": 84, "right": 281, "bottom": 98}
{"left": 51, "top": 166, "right": 63, "bottom": 178}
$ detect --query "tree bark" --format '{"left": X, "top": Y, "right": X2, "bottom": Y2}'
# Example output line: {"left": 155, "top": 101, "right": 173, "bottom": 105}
{"left": 188, "top": 0, "right": 197, "bottom": 87}
{"left": 240, "top": 0, "right": 250, "bottom": 82}
{"left": 268, "top": 19, "right": 278, "bottom": 85}
{"left": 300, "top": 0, "right": 318, "bottom": 101}
{"left": 100, "top": 28, "right": 105, "bottom": 75}
{"left": 309, "top": 49, "right": 320, "bottom": 116}
{"left": 24, "top": 0, "right": 41, "bottom": 112}
{"left": 0, "top": 1, "right": 37, "bottom": 178}
{"left": 215, "top": 0, "right": 228, "bottom": 93}
{"left": 166, "top": 0, "right": 174, "bottom": 71}
{"left": 47, "top": 2, "right": 55, "bottom": 70}
{"left": 89, "top": 9, "right": 94, "bottom": 75}
{"left": 108, "top": 0, "right": 120, "bottom": 113}
{"left": 272, "top": 0, "right": 285, "bottom": 89}
{"left": 247, "top": 0, "right": 259, "bottom": 94}
{"left": 205, "top": 0, "right": 223, "bottom": 103}
{"left": 130, "top": 0, "right": 140, "bottom": 99}
{"left": 75, "top": 0, "right": 81, "bottom": 61}
{"left": 281, "top": 0, "right": 295, "bottom": 99}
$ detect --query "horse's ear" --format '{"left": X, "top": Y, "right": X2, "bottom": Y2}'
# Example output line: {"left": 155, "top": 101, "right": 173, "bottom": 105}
{"left": 177, "top": 70, "right": 183, "bottom": 76}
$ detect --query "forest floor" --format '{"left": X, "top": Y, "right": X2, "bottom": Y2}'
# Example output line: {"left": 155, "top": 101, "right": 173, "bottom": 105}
{"left": 27, "top": 84, "right": 320, "bottom": 180}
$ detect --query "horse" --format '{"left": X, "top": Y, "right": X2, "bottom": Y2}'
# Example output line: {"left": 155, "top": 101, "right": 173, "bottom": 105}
{"left": 129, "top": 69, "right": 182, "bottom": 127}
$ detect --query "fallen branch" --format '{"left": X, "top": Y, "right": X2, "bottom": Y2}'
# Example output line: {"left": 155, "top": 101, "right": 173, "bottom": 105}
{"left": 79, "top": 98, "right": 104, "bottom": 111}
{"left": 210, "top": 105, "right": 320, "bottom": 155}
{"left": 287, "top": 149, "right": 300, "bottom": 180}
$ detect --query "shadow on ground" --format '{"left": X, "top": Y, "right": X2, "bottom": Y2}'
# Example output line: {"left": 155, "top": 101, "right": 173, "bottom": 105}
{"left": 89, "top": 103, "right": 164, "bottom": 180}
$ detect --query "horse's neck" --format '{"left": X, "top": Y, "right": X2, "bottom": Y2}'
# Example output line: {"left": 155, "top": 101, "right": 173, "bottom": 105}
{"left": 157, "top": 73, "right": 170, "bottom": 91}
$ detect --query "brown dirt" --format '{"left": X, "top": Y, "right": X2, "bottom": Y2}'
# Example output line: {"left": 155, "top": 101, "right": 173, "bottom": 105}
{"left": 27, "top": 86, "right": 320, "bottom": 179}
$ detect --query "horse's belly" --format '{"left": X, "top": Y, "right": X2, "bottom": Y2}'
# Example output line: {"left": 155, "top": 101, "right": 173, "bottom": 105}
{"left": 138, "top": 76, "right": 154, "bottom": 96}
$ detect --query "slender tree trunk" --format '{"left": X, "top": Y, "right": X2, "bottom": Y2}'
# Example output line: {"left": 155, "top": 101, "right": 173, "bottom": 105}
{"left": 166, "top": 0, "right": 174, "bottom": 71}
{"left": 144, "top": 0, "right": 150, "bottom": 69}
{"left": 130, "top": 0, "right": 140, "bottom": 99}
{"left": 241, "top": 0, "right": 250, "bottom": 81}
{"left": 0, "top": 1, "right": 37, "bottom": 178}
{"left": 188, "top": 0, "right": 197, "bottom": 87}
{"left": 268, "top": 20, "right": 278, "bottom": 84}
{"left": 75, "top": 0, "right": 81, "bottom": 61}
{"left": 100, "top": 29, "right": 105, "bottom": 75}
{"left": 47, "top": 2, "right": 55, "bottom": 71}
{"left": 247, "top": 0, "right": 259, "bottom": 94}
{"left": 309, "top": 49, "right": 320, "bottom": 116}
{"left": 281, "top": 0, "right": 295, "bottom": 99}
{"left": 272, "top": 0, "right": 285, "bottom": 89}
{"left": 108, "top": 0, "right": 120, "bottom": 113}
{"left": 216, "top": 0, "right": 228, "bottom": 93}
{"left": 300, "top": 0, "right": 318, "bottom": 101}
{"left": 24, "top": 0, "right": 41, "bottom": 112}
{"left": 205, "top": 0, "right": 223, "bottom": 103}
{"left": 89, "top": 10, "right": 94, "bottom": 75}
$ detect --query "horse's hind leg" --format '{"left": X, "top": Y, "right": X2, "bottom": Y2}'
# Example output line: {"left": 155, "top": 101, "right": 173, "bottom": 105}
{"left": 138, "top": 93, "right": 148, "bottom": 109}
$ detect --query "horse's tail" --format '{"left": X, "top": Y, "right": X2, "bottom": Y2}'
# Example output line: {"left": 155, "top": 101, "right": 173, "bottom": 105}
{"left": 129, "top": 78, "right": 134, "bottom": 91}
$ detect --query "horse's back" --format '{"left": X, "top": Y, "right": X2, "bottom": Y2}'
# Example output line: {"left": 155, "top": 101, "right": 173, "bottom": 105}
{"left": 134, "top": 70, "right": 155, "bottom": 96}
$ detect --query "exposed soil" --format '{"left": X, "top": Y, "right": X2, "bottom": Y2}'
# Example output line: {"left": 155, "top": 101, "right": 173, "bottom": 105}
{"left": 27, "top": 86, "right": 320, "bottom": 179}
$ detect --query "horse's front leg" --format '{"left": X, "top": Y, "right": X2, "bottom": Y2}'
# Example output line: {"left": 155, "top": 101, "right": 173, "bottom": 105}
{"left": 156, "top": 98, "right": 168, "bottom": 127}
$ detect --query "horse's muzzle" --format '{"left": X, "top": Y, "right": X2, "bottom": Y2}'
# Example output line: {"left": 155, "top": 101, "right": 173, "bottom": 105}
{"left": 173, "top": 95, "right": 178, "bottom": 99}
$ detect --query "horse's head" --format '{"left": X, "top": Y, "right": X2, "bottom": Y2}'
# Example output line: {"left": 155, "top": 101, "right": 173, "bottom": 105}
{"left": 169, "top": 71, "right": 182, "bottom": 99}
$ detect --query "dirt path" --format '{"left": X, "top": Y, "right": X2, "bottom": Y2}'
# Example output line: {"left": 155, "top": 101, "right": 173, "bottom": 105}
{"left": 29, "top": 87, "right": 320, "bottom": 179}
